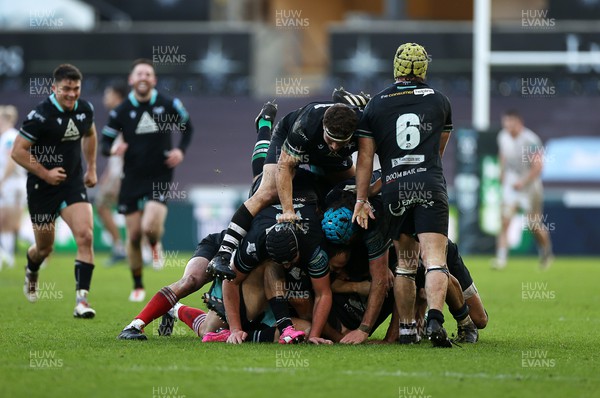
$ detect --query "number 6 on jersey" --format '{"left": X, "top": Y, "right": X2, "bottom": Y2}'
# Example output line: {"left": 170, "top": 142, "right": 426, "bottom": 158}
{"left": 396, "top": 113, "right": 421, "bottom": 150}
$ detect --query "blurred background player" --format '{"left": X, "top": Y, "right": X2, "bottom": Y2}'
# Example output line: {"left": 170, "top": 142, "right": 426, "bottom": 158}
{"left": 101, "top": 59, "right": 194, "bottom": 302}
{"left": 95, "top": 83, "right": 127, "bottom": 266}
{"left": 0, "top": 105, "right": 27, "bottom": 269}
{"left": 11, "top": 64, "right": 98, "bottom": 318}
{"left": 494, "top": 110, "right": 554, "bottom": 270}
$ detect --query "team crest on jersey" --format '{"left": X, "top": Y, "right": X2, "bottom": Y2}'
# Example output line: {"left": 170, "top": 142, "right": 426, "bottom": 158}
{"left": 288, "top": 266, "right": 302, "bottom": 280}
{"left": 57, "top": 118, "right": 62, "bottom": 125}
{"left": 246, "top": 241, "right": 258, "bottom": 261}
{"left": 152, "top": 106, "right": 165, "bottom": 114}
{"left": 135, "top": 111, "right": 159, "bottom": 134}
{"left": 129, "top": 110, "right": 137, "bottom": 119}
{"left": 61, "top": 119, "right": 80, "bottom": 141}
{"left": 76, "top": 113, "right": 86, "bottom": 121}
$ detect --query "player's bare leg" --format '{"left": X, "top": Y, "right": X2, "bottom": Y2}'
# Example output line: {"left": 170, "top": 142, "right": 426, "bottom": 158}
{"left": 0, "top": 202, "right": 22, "bottom": 268}
{"left": 141, "top": 200, "right": 168, "bottom": 270}
{"left": 118, "top": 255, "right": 215, "bottom": 340}
{"left": 446, "top": 274, "right": 478, "bottom": 343}
{"left": 494, "top": 204, "right": 516, "bottom": 269}
{"left": 23, "top": 221, "right": 55, "bottom": 303}
{"left": 419, "top": 232, "right": 452, "bottom": 347}
{"left": 466, "top": 292, "right": 488, "bottom": 329}
{"left": 61, "top": 202, "right": 96, "bottom": 318}
{"left": 125, "top": 211, "right": 145, "bottom": 301}
{"left": 393, "top": 234, "right": 419, "bottom": 344}
{"left": 264, "top": 261, "right": 306, "bottom": 344}
{"left": 96, "top": 194, "right": 125, "bottom": 265}
{"left": 528, "top": 203, "right": 554, "bottom": 269}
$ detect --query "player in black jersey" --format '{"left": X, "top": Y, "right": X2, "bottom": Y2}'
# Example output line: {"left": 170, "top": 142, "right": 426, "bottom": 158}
{"left": 222, "top": 170, "right": 333, "bottom": 345}
{"left": 210, "top": 101, "right": 360, "bottom": 281}
{"left": 101, "top": 59, "right": 194, "bottom": 302}
{"left": 321, "top": 181, "right": 393, "bottom": 344}
{"left": 352, "top": 43, "right": 454, "bottom": 347}
{"left": 11, "top": 64, "right": 98, "bottom": 318}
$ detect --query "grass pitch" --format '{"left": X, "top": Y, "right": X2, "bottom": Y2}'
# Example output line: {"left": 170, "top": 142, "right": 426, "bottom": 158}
{"left": 0, "top": 252, "right": 598, "bottom": 398}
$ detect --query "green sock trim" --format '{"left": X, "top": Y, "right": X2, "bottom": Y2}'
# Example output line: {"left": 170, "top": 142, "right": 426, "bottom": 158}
{"left": 258, "top": 119, "right": 272, "bottom": 129}
{"left": 252, "top": 153, "right": 267, "bottom": 161}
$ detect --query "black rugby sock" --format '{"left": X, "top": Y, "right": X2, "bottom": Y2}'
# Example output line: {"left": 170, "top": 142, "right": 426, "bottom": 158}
{"left": 218, "top": 204, "right": 253, "bottom": 258}
{"left": 251, "top": 120, "right": 272, "bottom": 178}
{"left": 269, "top": 297, "right": 293, "bottom": 333}
{"left": 74, "top": 260, "right": 95, "bottom": 291}
{"left": 250, "top": 327, "right": 277, "bottom": 343}
{"left": 26, "top": 253, "right": 43, "bottom": 273}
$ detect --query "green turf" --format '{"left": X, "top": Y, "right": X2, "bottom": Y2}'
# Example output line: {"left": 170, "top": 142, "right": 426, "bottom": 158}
{"left": 0, "top": 253, "right": 598, "bottom": 398}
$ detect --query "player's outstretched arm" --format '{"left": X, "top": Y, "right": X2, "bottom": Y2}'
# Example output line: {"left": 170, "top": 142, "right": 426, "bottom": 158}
{"left": 222, "top": 265, "right": 248, "bottom": 344}
{"left": 307, "top": 275, "right": 333, "bottom": 345}
{"left": 340, "top": 252, "right": 390, "bottom": 345}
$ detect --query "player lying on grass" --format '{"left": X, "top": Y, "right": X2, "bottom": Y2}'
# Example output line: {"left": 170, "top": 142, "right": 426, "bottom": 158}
{"left": 165, "top": 260, "right": 312, "bottom": 343}
{"left": 221, "top": 171, "right": 333, "bottom": 345}
{"left": 117, "top": 101, "right": 279, "bottom": 339}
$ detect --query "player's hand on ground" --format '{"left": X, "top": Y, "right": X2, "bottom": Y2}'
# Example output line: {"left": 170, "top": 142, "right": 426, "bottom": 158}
{"left": 84, "top": 169, "right": 97, "bottom": 188}
{"left": 340, "top": 329, "right": 369, "bottom": 345}
{"left": 277, "top": 210, "right": 300, "bottom": 223}
{"left": 165, "top": 148, "right": 184, "bottom": 168}
{"left": 227, "top": 329, "right": 247, "bottom": 344}
{"left": 352, "top": 201, "right": 375, "bottom": 229}
{"left": 44, "top": 167, "right": 67, "bottom": 185}
{"left": 307, "top": 337, "right": 333, "bottom": 345}
{"left": 111, "top": 141, "right": 128, "bottom": 156}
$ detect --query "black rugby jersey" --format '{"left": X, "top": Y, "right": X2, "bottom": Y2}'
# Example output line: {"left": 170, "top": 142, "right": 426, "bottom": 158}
{"left": 19, "top": 94, "right": 94, "bottom": 187}
{"left": 101, "top": 89, "right": 193, "bottom": 182}
{"left": 357, "top": 82, "right": 452, "bottom": 197}
{"left": 281, "top": 101, "right": 359, "bottom": 170}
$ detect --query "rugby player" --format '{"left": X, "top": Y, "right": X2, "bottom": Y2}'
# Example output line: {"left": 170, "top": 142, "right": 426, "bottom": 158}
{"left": 101, "top": 59, "right": 194, "bottom": 302}
{"left": 0, "top": 105, "right": 27, "bottom": 269}
{"left": 222, "top": 171, "right": 333, "bottom": 345}
{"left": 117, "top": 101, "right": 278, "bottom": 339}
{"left": 494, "top": 110, "right": 554, "bottom": 270}
{"left": 321, "top": 183, "right": 393, "bottom": 344}
{"left": 95, "top": 83, "right": 127, "bottom": 265}
{"left": 352, "top": 43, "right": 454, "bottom": 347}
{"left": 209, "top": 101, "right": 361, "bottom": 281}
{"left": 11, "top": 64, "right": 98, "bottom": 317}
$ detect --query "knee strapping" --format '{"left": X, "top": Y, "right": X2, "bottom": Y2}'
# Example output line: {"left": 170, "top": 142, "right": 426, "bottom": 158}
{"left": 395, "top": 267, "right": 417, "bottom": 280}
{"left": 425, "top": 265, "right": 449, "bottom": 277}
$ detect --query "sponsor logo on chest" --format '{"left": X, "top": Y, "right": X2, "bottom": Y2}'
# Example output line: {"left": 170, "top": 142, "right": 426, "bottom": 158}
{"left": 61, "top": 118, "right": 80, "bottom": 141}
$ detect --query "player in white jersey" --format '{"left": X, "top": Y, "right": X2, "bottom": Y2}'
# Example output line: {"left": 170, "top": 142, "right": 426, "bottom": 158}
{"left": 494, "top": 110, "right": 553, "bottom": 270}
{"left": 0, "top": 105, "right": 27, "bottom": 269}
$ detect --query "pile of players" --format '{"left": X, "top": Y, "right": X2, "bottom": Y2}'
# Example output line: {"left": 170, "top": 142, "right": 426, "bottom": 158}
{"left": 117, "top": 42, "right": 488, "bottom": 347}
{"left": 10, "top": 40, "right": 487, "bottom": 345}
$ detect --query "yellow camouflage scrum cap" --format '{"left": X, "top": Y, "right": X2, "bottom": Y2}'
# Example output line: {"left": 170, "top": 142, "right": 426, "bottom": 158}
{"left": 393, "top": 42, "right": 428, "bottom": 79}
